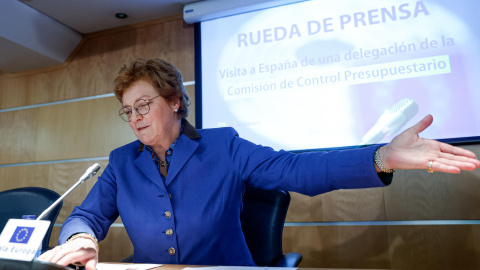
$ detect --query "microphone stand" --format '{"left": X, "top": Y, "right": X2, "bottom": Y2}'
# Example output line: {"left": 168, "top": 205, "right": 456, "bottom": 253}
{"left": 36, "top": 163, "right": 101, "bottom": 221}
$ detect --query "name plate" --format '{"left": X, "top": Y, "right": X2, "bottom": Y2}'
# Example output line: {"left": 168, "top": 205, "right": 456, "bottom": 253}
{"left": 0, "top": 219, "right": 50, "bottom": 261}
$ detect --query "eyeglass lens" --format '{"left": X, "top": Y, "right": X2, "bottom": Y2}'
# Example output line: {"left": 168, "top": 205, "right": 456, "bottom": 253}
{"left": 119, "top": 99, "right": 151, "bottom": 122}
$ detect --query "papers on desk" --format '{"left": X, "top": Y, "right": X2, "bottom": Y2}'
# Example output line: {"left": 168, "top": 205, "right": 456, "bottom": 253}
{"left": 95, "top": 265, "right": 296, "bottom": 270}
{"left": 183, "top": 267, "right": 297, "bottom": 270}
{"left": 96, "top": 262, "right": 162, "bottom": 270}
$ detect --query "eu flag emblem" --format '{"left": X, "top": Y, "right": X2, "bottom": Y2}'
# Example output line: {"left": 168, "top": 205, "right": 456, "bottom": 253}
{"left": 9, "top": 226, "right": 35, "bottom": 244}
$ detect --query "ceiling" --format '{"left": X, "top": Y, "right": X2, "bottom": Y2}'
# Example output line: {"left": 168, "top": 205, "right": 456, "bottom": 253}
{"left": 0, "top": 0, "right": 201, "bottom": 74}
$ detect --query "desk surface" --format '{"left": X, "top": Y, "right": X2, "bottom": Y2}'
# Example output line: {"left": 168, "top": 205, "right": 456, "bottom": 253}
{"left": 148, "top": 264, "right": 387, "bottom": 270}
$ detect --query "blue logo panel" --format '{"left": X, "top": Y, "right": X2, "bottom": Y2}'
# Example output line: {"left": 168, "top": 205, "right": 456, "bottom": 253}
{"left": 9, "top": 226, "right": 35, "bottom": 244}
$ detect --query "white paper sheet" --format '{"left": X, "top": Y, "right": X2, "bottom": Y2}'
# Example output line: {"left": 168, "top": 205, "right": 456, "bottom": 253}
{"left": 183, "top": 267, "right": 296, "bottom": 270}
{"left": 96, "top": 262, "right": 162, "bottom": 270}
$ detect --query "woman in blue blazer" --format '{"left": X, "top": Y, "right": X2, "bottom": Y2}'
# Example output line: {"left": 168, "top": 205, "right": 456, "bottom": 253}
{"left": 39, "top": 58, "right": 480, "bottom": 270}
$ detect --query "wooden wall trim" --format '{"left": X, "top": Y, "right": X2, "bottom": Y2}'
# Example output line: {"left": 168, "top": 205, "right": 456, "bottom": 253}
{"left": 0, "top": 16, "right": 194, "bottom": 110}
{"left": 3, "top": 13, "right": 188, "bottom": 79}
{"left": 84, "top": 14, "right": 187, "bottom": 41}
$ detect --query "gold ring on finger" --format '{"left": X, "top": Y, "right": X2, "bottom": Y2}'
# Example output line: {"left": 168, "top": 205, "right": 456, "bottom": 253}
{"left": 428, "top": 161, "right": 434, "bottom": 173}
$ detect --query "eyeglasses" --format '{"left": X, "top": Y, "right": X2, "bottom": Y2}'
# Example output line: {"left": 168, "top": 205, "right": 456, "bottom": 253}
{"left": 119, "top": 95, "right": 161, "bottom": 122}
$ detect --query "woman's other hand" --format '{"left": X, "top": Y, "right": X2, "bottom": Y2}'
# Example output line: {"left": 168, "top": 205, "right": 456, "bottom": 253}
{"left": 377, "top": 114, "right": 480, "bottom": 173}
{"left": 37, "top": 235, "right": 98, "bottom": 270}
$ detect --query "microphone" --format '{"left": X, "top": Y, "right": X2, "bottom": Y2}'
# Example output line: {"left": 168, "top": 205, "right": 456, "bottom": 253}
{"left": 36, "top": 163, "right": 101, "bottom": 220}
{"left": 360, "top": 98, "right": 418, "bottom": 145}
{"left": 79, "top": 163, "right": 101, "bottom": 182}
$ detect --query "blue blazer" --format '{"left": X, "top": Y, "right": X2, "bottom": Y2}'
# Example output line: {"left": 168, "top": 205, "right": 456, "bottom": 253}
{"left": 59, "top": 121, "right": 387, "bottom": 265}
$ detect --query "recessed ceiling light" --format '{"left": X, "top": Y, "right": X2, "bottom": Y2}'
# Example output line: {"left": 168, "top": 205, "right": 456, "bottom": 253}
{"left": 115, "top": 13, "right": 128, "bottom": 19}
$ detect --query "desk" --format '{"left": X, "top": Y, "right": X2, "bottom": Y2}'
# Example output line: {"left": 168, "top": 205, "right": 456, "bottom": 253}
{"left": 148, "top": 264, "right": 387, "bottom": 270}
{"left": 0, "top": 259, "right": 387, "bottom": 270}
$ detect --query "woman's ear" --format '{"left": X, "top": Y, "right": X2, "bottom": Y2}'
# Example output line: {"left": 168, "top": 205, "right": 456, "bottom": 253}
{"left": 170, "top": 98, "right": 181, "bottom": 112}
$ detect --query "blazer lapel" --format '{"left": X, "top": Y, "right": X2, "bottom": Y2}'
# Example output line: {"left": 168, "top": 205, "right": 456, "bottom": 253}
{"left": 134, "top": 149, "right": 164, "bottom": 190}
{"left": 165, "top": 135, "right": 199, "bottom": 187}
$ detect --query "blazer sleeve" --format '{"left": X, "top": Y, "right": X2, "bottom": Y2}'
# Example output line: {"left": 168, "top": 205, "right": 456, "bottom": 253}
{"left": 224, "top": 128, "right": 388, "bottom": 196}
{"left": 58, "top": 152, "right": 120, "bottom": 244}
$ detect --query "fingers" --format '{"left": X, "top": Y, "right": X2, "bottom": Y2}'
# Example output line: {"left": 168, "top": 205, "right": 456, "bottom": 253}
{"left": 55, "top": 249, "right": 96, "bottom": 267}
{"left": 438, "top": 142, "right": 479, "bottom": 160}
{"left": 429, "top": 160, "right": 460, "bottom": 174}
{"left": 84, "top": 259, "right": 98, "bottom": 270}
{"left": 37, "top": 239, "right": 98, "bottom": 267}
{"left": 429, "top": 159, "right": 472, "bottom": 174}
{"left": 408, "top": 114, "right": 433, "bottom": 135}
{"left": 432, "top": 142, "right": 480, "bottom": 172}
{"left": 425, "top": 149, "right": 480, "bottom": 174}
{"left": 437, "top": 151, "right": 479, "bottom": 165}
{"left": 37, "top": 245, "right": 62, "bottom": 263}
{"left": 37, "top": 246, "right": 69, "bottom": 265}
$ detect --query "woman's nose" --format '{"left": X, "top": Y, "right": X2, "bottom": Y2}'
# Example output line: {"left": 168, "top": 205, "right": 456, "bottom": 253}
{"left": 131, "top": 108, "right": 143, "bottom": 121}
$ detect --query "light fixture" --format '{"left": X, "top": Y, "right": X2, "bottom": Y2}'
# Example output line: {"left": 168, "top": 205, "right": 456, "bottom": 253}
{"left": 115, "top": 13, "right": 128, "bottom": 19}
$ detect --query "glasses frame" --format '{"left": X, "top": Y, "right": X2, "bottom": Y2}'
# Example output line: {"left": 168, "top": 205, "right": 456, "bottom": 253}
{"left": 119, "top": 95, "right": 161, "bottom": 122}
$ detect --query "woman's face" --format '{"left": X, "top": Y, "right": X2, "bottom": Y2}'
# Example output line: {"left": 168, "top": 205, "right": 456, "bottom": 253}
{"left": 122, "top": 80, "right": 179, "bottom": 147}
